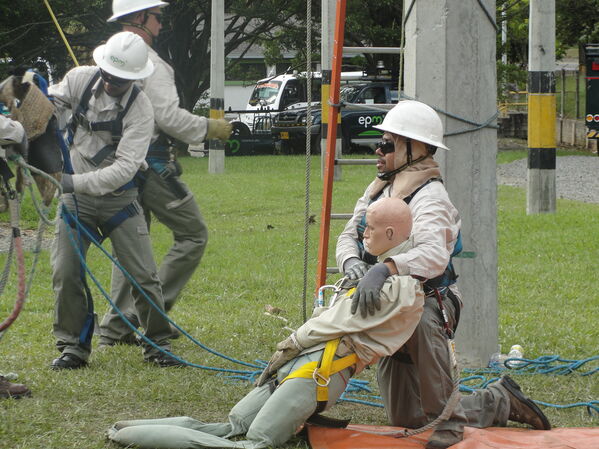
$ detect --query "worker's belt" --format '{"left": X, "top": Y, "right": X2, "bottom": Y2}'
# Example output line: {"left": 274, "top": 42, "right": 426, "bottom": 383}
{"left": 281, "top": 338, "right": 357, "bottom": 414}
{"left": 147, "top": 159, "right": 187, "bottom": 200}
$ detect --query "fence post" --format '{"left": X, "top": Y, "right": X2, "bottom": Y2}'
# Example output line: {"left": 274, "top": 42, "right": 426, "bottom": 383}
{"left": 560, "top": 68, "right": 565, "bottom": 118}
{"left": 576, "top": 68, "right": 580, "bottom": 119}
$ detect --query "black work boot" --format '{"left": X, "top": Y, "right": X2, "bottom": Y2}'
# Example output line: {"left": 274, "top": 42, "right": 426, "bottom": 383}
{"left": 50, "top": 353, "right": 87, "bottom": 370}
{"left": 500, "top": 375, "right": 551, "bottom": 430}
{"left": 0, "top": 376, "right": 32, "bottom": 399}
{"left": 426, "top": 429, "right": 464, "bottom": 449}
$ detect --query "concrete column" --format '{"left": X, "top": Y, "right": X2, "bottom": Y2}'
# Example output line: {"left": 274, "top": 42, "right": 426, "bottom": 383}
{"left": 527, "top": 0, "right": 556, "bottom": 214}
{"left": 208, "top": 0, "right": 225, "bottom": 174}
{"left": 403, "top": 0, "right": 498, "bottom": 366}
{"left": 321, "top": 0, "right": 342, "bottom": 180}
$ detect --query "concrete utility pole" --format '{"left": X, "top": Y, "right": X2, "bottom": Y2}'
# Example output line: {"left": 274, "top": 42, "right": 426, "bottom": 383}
{"left": 209, "top": 0, "right": 225, "bottom": 174}
{"left": 527, "top": 0, "right": 556, "bottom": 214}
{"left": 403, "top": 0, "right": 498, "bottom": 366}
{"left": 321, "top": 0, "right": 342, "bottom": 180}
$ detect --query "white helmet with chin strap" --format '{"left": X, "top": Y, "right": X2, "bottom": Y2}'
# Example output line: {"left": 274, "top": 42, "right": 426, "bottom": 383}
{"left": 373, "top": 100, "right": 450, "bottom": 151}
{"left": 93, "top": 31, "right": 154, "bottom": 80}
{"left": 107, "top": 0, "right": 168, "bottom": 22}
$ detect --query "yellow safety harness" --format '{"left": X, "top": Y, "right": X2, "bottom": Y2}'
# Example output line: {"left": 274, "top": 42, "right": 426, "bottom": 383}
{"left": 281, "top": 337, "right": 358, "bottom": 412}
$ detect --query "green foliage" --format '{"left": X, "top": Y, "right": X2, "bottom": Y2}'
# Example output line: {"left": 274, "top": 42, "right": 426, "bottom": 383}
{"left": 0, "top": 155, "right": 597, "bottom": 448}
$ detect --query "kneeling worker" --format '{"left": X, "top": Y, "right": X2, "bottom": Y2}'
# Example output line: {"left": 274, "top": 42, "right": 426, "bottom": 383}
{"left": 108, "top": 197, "right": 425, "bottom": 449}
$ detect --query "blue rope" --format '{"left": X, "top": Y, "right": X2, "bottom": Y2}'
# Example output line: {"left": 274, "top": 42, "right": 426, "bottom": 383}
{"left": 61, "top": 206, "right": 263, "bottom": 375}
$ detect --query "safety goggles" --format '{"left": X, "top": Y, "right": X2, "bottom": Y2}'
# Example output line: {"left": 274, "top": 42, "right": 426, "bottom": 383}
{"left": 376, "top": 140, "right": 395, "bottom": 155}
{"left": 99, "top": 69, "right": 130, "bottom": 88}
{"left": 148, "top": 12, "right": 163, "bottom": 24}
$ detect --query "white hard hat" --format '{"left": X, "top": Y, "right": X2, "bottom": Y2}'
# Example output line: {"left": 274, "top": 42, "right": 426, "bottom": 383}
{"left": 93, "top": 32, "right": 154, "bottom": 80}
{"left": 107, "top": 0, "right": 168, "bottom": 22}
{"left": 374, "top": 100, "right": 450, "bottom": 150}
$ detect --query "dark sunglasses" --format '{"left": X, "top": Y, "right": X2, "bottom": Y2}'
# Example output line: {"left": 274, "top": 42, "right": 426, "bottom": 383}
{"left": 376, "top": 140, "right": 395, "bottom": 155}
{"left": 100, "top": 69, "right": 130, "bottom": 87}
{"left": 148, "top": 12, "right": 163, "bottom": 24}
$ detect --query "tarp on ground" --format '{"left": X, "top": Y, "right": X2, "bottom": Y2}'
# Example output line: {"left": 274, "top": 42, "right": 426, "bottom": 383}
{"left": 307, "top": 423, "right": 599, "bottom": 449}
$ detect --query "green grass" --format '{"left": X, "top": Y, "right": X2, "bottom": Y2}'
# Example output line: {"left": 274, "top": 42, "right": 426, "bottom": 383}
{"left": 0, "top": 154, "right": 598, "bottom": 448}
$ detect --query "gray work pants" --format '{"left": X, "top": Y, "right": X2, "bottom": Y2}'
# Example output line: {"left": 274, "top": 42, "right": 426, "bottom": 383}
{"left": 100, "top": 170, "right": 207, "bottom": 341}
{"left": 377, "top": 294, "right": 468, "bottom": 432}
{"left": 51, "top": 191, "right": 172, "bottom": 361}
{"left": 108, "top": 350, "right": 353, "bottom": 449}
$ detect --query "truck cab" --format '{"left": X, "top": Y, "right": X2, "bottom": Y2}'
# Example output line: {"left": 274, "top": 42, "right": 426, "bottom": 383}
{"left": 235, "top": 71, "right": 366, "bottom": 136}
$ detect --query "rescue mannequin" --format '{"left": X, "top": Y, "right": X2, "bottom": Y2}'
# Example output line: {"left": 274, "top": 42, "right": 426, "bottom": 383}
{"left": 49, "top": 32, "right": 180, "bottom": 369}
{"left": 99, "top": 0, "right": 232, "bottom": 346}
{"left": 336, "top": 100, "right": 550, "bottom": 448}
{"left": 107, "top": 197, "right": 425, "bottom": 449}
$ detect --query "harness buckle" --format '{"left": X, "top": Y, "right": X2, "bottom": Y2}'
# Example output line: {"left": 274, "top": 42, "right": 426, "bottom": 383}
{"left": 77, "top": 115, "right": 92, "bottom": 132}
{"left": 312, "top": 368, "right": 331, "bottom": 387}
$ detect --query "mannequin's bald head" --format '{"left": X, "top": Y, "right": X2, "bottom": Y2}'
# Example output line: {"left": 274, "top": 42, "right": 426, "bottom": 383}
{"left": 363, "top": 197, "right": 412, "bottom": 256}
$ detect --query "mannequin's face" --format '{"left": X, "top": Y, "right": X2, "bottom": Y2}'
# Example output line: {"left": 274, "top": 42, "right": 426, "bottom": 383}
{"left": 363, "top": 197, "right": 412, "bottom": 256}
{"left": 363, "top": 209, "right": 392, "bottom": 256}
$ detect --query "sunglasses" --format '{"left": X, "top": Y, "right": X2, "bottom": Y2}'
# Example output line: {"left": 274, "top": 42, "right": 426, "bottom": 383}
{"left": 148, "top": 12, "right": 163, "bottom": 24}
{"left": 376, "top": 140, "right": 395, "bottom": 155}
{"left": 100, "top": 69, "right": 130, "bottom": 87}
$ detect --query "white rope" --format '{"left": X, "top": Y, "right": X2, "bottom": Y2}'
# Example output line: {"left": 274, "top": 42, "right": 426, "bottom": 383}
{"left": 301, "top": 0, "right": 313, "bottom": 323}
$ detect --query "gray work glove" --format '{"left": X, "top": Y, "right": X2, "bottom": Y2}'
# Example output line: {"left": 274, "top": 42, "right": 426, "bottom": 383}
{"left": 60, "top": 173, "right": 74, "bottom": 194}
{"left": 351, "top": 262, "right": 390, "bottom": 318}
{"left": 255, "top": 333, "right": 304, "bottom": 387}
{"left": 343, "top": 257, "right": 371, "bottom": 280}
{"left": 206, "top": 118, "right": 232, "bottom": 141}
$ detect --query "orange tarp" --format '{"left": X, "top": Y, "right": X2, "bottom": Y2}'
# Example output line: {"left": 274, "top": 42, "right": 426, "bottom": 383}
{"left": 308, "top": 424, "right": 599, "bottom": 449}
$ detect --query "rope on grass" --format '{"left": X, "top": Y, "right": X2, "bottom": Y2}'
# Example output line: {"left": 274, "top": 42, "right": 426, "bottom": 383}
{"left": 61, "top": 206, "right": 264, "bottom": 376}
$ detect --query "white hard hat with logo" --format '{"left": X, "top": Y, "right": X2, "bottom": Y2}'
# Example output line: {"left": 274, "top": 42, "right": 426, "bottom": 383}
{"left": 373, "top": 100, "right": 450, "bottom": 151}
{"left": 93, "top": 31, "right": 154, "bottom": 80}
{"left": 108, "top": 0, "right": 168, "bottom": 22}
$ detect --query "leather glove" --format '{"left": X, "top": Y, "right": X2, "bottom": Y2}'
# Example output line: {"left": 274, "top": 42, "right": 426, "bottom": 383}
{"left": 5, "top": 132, "right": 28, "bottom": 160}
{"left": 255, "top": 333, "right": 304, "bottom": 387}
{"left": 343, "top": 257, "right": 371, "bottom": 280}
{"left": 206, "top": 118, "right": 232, "bottom": 141}
{"left": 60, "top": 173, "right": 74, "bottom": 194}
{"left": 351, "top": 262, "right": 390, "bottom": 318}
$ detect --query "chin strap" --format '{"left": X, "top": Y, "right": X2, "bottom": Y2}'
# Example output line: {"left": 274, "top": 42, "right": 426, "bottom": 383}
{"left": 120, "top": 15, "right": 154, "bottom": 44}
{"left": 378, "top": 138, "right": 429, "bottom": 181}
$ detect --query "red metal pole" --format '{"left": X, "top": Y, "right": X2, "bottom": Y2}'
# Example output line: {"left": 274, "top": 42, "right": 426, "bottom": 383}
{"left": 315, "top": 0, "right": 346, "bottom": 292}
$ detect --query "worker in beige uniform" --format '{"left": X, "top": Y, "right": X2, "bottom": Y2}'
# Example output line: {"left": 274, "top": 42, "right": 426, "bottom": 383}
{"left": 337, "top": 100, "right": 550, "bottom": 448}
{"left": 0, "top": 114, "right": 32, "bottom": 398}
{"left": 49, "top": 32, "right": 180, "bottom": 369}
{"left": 99, "top": 0, "right": 232, "bottom": 346}
{"left": 107, "top": 197, "right": 424, "bottom": 449}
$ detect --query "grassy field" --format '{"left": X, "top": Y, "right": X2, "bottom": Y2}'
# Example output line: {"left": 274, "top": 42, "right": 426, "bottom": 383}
{"left": 0, "top": 150, "right": 597, "bottom": 448}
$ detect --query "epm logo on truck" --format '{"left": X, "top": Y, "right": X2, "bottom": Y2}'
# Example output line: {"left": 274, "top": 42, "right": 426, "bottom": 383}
{"left": 271, "top": 81, "right": 398, "bottom": 153}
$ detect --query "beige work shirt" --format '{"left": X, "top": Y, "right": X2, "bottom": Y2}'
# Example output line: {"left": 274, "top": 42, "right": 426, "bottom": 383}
{"left": 49, "top": 66, "right": 154, "bottom": 196}
{"left": 295, "top": 274, "right": 424, "bottom": 375}
{"left": 139, "top": 47, "right": 208, "bottom": 145}
{"left": 0, "top": 115, "right": 24, "bottom": 145}
{"left": 336, "top": 179, "right": 461, "bottom": 280}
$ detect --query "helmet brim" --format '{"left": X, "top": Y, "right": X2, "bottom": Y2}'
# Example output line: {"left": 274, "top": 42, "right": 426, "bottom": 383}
{"left": 107, "top": 1, "right": 168, "bottom": 22}
{"left": 93, "top": 45, "right": 155, "bottom": 80}
{"left": 373, "top": 123, "right": 450, "bottom": 151}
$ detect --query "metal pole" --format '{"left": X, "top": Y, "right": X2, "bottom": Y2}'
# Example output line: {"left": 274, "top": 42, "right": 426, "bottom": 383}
{"left": 208, "top": 0, "right": 225, "bottom": 173}
{"left": 527, "top": 0, "right": 556, "bottom": 214}
{"left": 315, "top": 0, "right": 346, "bottom": 291}
{"left": 321, "top": 0, "right": 342, "bottom": 180}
